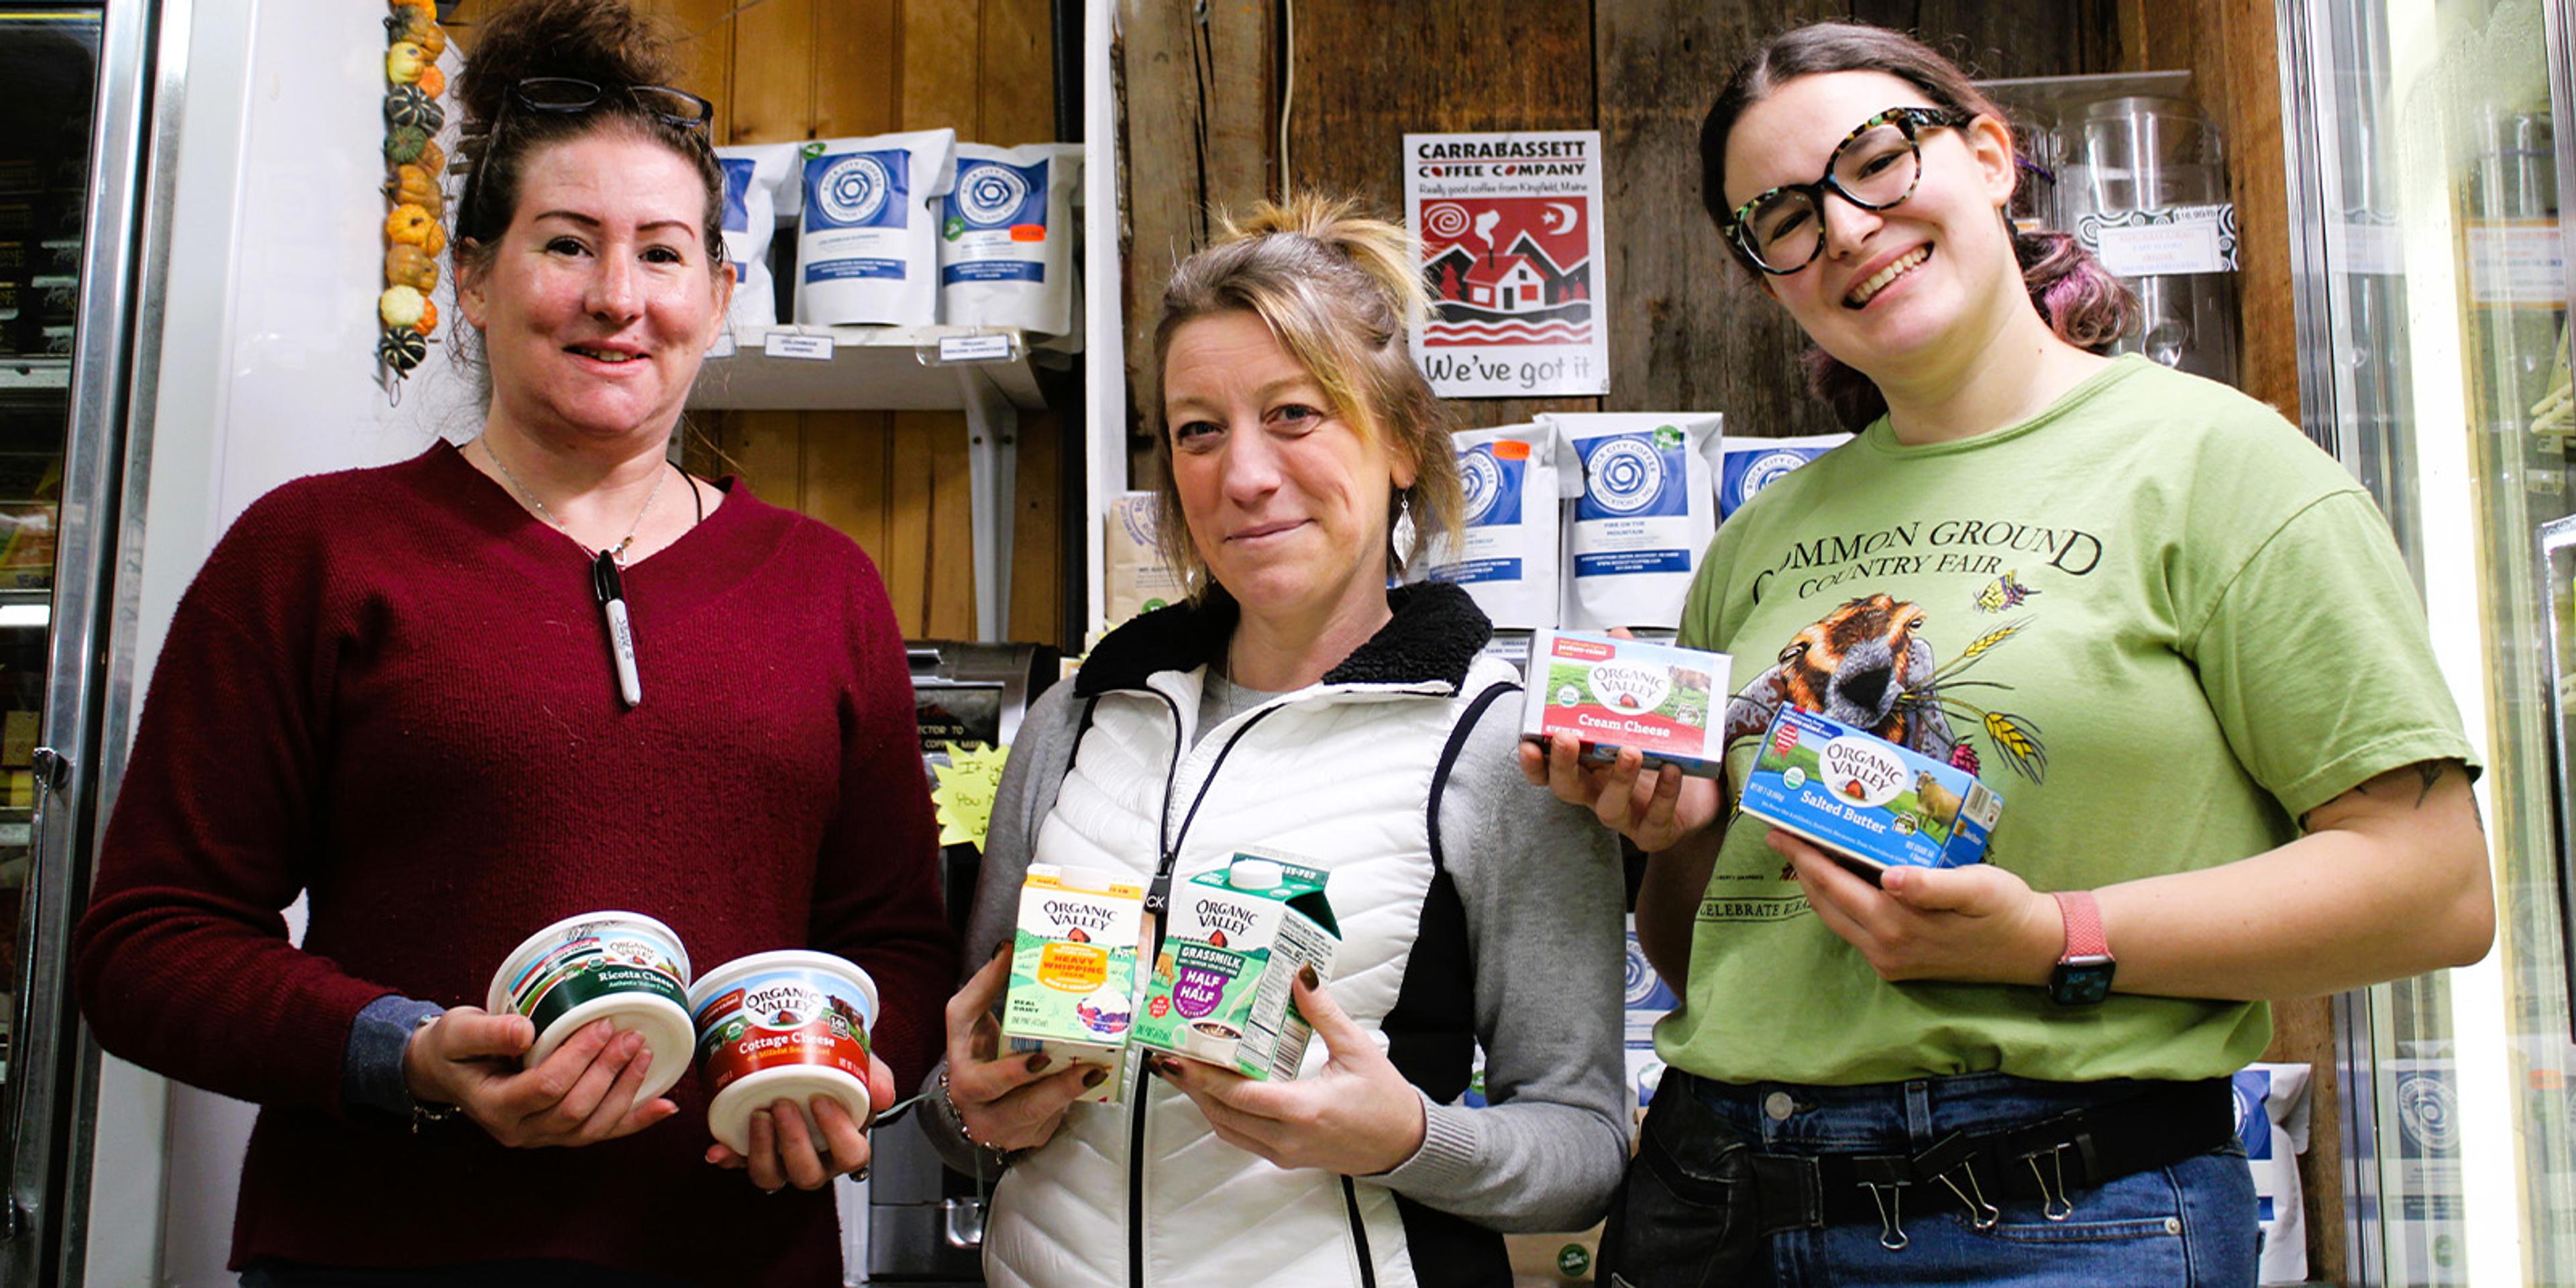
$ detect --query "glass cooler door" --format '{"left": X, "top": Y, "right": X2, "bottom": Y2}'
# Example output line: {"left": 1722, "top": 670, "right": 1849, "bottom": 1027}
{"left": 2283, "top": 0, "right": 2576, "bottom": 1281}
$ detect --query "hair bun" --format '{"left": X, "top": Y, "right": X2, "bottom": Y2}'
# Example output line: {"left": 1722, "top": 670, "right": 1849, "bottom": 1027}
{"left": 455, "top": 0, "right": 682, "bottom": 137}
{"left": 1215, "top": 194, "right": 1432, "bottom": 333}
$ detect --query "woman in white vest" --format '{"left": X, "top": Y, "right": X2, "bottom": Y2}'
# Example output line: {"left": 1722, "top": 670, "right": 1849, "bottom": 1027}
{"left": 918, "top": 195, "right": 1631, "bottom": 1287}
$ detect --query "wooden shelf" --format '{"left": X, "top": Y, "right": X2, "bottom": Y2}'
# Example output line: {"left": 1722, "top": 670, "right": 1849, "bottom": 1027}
{"left": 686, "top": 325, "right": 1046, "bottom": 413}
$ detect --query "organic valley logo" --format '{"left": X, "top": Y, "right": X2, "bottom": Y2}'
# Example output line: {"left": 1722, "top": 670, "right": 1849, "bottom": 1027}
{"left": 1817, "top": 737, "right": 1906, "bottom": 808}
{"left": 1044, "top": 900, "right": 1117, "bottom": 934}
{"left": 745, "top": 981, "right": 826, "bottom": 1028}
{"left": 1587, "top": 661, "right": 1670, "bottom": 714}
{"left": 1193, "top": 900, "right": 1256, "bottom": 941}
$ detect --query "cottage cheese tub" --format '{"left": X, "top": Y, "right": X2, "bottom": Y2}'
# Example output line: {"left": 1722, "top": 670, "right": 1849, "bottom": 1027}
{"left": 688, "top": 950, "right": 879, "bottom": 1154}
{"left": 484, "top": 911, "right": 694, "bottom": 1106}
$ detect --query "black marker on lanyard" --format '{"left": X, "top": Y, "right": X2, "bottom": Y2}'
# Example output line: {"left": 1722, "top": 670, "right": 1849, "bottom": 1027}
{"left": 593, "top": 550, "right": 643, "bottom": 708}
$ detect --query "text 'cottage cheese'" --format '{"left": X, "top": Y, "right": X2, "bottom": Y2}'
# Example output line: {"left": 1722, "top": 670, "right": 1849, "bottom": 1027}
{"left": 795, "top": 129, "right": 957, "bottom": 326}
{"left": 1424, "top": 421, "right": 1559, "bottom": 629}
{"left": 939, "top": 142, "right": 1082, "bottom": 337}
{"left": 688, "top": 950, "right": 879, "bottom": 1155}
{"left": 1545, "top": 412, "right": 1724, "bottom": 631}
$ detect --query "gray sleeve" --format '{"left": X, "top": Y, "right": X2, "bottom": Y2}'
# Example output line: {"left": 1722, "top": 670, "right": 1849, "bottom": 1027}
{"left": 342, "top": 994, "right": 445, "bottom": 1118}
{"left": 1374, "top": 692, "right": 1632, "bottom": 1233}
{"left": 916, "top": 679, "right": 1089, "bottom": 1173}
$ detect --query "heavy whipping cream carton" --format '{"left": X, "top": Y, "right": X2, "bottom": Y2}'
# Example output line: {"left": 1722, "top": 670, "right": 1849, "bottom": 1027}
{"left": 794, "top": 129, "right": 957, "bottom": 326}
{"left": 1738, "top": 707, "right": 2002, "bottom": 879}
{"left": 1423, "top": 421, "right": 1559, "bottom": 629}
{"left": 1546, "top": 412, "right": 1724, "bottom": 631}
{"left": 1135, "top": 854, "right": 1339, "bottom": 1081}
{"left": 1004, "top": 864, "right": 1144, "bottom": 1102}
{"left": 1518, "top": 629, "right": 1729, "bottom": 776}
{"left": 1717, "top": 433, "right": 1851, "bottom": 520}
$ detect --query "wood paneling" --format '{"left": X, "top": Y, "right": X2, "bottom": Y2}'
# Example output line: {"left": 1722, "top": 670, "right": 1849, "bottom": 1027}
{"left": 728, "top": 0, "right": 815, "bottom": 144}
{"left": 814, "top": 1, "right": 902, "bottom": 140}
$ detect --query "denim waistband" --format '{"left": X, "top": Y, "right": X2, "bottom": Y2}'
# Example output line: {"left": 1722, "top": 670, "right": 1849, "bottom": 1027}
{"left": 1680, "top": 1068, "right": 2220, "bottom": 1155}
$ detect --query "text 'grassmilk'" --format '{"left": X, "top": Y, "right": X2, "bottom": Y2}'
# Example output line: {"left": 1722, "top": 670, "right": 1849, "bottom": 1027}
{"left": 1519, "top": 629, "right": 1729, "bottom": 777}
{"left": 1737, "top": 706, "right": 2003, "bottom": 880}
{"left": 1135, "top": 854, "right": 1340, "bottom": 1081}
{"left": 1005, "top": 864, "right": 1144, "bottom": 1102}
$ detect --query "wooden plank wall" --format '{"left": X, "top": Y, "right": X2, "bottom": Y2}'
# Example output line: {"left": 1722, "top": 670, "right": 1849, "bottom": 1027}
{"left": 448, "top": 0, "right": 1066, "bottom": 646}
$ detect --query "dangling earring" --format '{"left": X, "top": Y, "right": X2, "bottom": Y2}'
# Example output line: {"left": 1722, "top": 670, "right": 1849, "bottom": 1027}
{"left": 1390, "top": 488, "right": 1417, "bottom": 576}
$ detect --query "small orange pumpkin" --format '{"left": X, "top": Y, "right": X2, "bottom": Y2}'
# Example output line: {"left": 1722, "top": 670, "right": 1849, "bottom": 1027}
{"left": 417, "top": 64, "right": 445, "bottom": 99}
{"left": 385, "top": 244, "right": 438, "bottom": 292}
{"left": 417, "top": 138, "right": 446, "bottom": 178}
{"left": 387, "top": 163, "right": 442, "bottom": 215}
{"left": 414, "top": 297, "right": 439, "bottom": 335}
{"left": 385, "top": 203, "right": 435, "bottom": 247}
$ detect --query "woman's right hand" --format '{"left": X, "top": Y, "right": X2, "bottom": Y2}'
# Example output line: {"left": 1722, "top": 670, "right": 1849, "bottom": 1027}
{"left": 943, "top": 947, "right": 1107, "bottom": 1153}
{"left": 1518, "top": 732, "right": 1724, "bottom": 853}
{"left": 402, "top": 1008, "right": 678, "bottom": 1147}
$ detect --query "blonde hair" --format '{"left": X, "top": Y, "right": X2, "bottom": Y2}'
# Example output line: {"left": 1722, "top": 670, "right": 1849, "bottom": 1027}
{"left": 1149, "top": 194, "right": 1464, "bottom": 596}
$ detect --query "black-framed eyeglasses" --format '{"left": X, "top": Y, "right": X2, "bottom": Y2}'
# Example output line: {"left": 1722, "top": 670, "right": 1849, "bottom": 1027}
{"left": 1723, "top": 105, "right": 1973, "bottom": 275}
{"left": 502, "top": 77, "right": 715, "bottom": 132}
{"left": 460, "top": 77, "right": 717, "bottom": 231}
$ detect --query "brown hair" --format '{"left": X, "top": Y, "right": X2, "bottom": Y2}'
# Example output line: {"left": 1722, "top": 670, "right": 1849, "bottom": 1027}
{"left": 449, "top": 0, "right": 725, "bottom": 362}
{"left": 1148, "top": 194, "right": 1464, "bottom": 597}
{"left": 1699, "top": 22, "right": 2137, "bottom": 429}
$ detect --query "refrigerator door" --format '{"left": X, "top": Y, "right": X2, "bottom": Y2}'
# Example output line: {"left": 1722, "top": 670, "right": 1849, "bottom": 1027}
{"left": 0, "top": 1, "right": 157, "bottom": 1284}
{"left": 2282, "top": 0, "right": 2576, "bottom": 1281}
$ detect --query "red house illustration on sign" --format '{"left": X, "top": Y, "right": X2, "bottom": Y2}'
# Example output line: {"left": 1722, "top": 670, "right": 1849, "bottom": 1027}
{"left": 1417, "top": 197, "right": 1593, "bottom": 346}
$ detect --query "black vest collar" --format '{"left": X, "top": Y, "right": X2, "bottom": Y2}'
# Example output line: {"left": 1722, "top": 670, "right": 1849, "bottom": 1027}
{"left": 1075, "top": 582, "right": 1494, "bottom": 698}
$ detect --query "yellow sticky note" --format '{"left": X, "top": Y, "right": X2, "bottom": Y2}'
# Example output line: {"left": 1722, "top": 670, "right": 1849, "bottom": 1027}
{"left": 931, "top": 742, "right": 1010, "bottom": 851}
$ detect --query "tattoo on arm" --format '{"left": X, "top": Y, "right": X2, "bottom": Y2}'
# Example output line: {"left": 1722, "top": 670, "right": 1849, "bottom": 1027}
{"left": 2416, "top": 761, "right": 2444, "bottom": 808}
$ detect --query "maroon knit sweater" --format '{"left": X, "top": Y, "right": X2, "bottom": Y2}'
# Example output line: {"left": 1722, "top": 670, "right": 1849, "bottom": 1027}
{"left": 73, "top": 443, "right": 957, "bottom": 1284}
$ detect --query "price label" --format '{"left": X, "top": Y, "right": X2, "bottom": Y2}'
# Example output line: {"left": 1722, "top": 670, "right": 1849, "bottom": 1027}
{"left": 938, "top": 333, "right": 1016, "bottom": 364}
{"left": 763, "top": 331, "right": 836, "bottom": 362}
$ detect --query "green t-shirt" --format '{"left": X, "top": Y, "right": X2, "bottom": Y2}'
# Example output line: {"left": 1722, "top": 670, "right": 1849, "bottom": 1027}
{"left": 1662, "top": 356, "right": 2477, "bottom": 1085}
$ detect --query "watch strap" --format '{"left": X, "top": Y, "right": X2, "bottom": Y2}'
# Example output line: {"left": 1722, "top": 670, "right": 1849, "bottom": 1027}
{"left": 2053, "top": 890, "right": 2108, "bottom": 962}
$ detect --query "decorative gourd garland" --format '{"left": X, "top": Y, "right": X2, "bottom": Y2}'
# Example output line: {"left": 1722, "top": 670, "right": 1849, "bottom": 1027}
{"left": 378, "top": 0, "right": 448, "bottom": 393}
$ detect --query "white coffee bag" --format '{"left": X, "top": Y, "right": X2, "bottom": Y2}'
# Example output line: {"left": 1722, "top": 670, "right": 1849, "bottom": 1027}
{"left": 1421, "top": 421, "right": 1558, "bottom": 629}
{"left": 1717, "top": 432, "right": 1851, "bottom": 520}
{"left": 940, "top": 142, "right": 1082, "bottom": 337}
{"left": 794, "top": 129, "right": 957, "bottom": 327}
{"left": 2233, "top": 1063, "right": 2312, "bottom": 1285}
{"left": 714, "top": 143, "right": 797, "bottom": 330}
{"left": 1546, "top": 413, "right": 1724, "bottom": 631}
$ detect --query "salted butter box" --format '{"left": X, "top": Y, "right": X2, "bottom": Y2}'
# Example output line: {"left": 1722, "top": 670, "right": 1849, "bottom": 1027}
{"left": 1135, "top": 853, "right": 1340, "bottom": 1081}
{"left": 1737, "top": 706, "right": 2002, "bottom": 880}
{"left": 1004, "top": 863, "right": 1144, "bottom": 1102}
{"left": 1518, "top": 629, "right": 1730, "bottom": 776}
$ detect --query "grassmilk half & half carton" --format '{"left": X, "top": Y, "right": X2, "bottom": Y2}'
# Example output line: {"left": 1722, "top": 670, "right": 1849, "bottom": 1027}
{"left": 1135, "top": 853, "right": 1339, "bottom": 1081}
{"left": 1004, "top": 863, "right": 1143, "bottom": 1102}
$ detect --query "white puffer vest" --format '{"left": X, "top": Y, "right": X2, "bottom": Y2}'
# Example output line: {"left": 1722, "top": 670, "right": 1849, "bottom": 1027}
{"left": 980, "top": 588, "right": 1517, "bottom": 1288}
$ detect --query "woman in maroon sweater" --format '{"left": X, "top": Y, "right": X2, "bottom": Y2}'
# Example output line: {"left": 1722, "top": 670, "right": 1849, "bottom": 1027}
{"left": 70, "top": 2, "right": 955, "bottom": 1283}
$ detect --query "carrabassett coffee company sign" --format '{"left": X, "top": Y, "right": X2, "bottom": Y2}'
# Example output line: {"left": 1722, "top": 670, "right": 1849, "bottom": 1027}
{"left": 1403, "top": 130, "right": 1609, "bottom": 398}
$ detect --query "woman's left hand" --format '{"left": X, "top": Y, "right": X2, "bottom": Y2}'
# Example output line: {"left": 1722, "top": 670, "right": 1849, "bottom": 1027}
{"left": 704, "top": 1052, "right": 901, "bottom": 1191}
{"left": 1148, "top": 969, "right": 1425, "bottom": 1177}
{"left": 1770, "top": 828, "right": 2061, "bottom": 985}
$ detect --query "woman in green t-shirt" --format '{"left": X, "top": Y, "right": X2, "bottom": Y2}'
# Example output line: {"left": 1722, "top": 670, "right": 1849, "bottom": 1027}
{"left": 1526, "top": 20, "right": 2493, "bottom": 1287}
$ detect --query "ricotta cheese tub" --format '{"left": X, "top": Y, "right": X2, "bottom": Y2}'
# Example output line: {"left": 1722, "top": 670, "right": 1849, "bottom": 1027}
{"left": 485, "top": 911, "right": 694, "bottom": 1106}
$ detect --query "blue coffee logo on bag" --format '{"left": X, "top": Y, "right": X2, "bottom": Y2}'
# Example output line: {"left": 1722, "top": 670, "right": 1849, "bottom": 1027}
{"left": 807, "top": 150, "right": 907, "bottom": 229}
{"left": 1458, "top": 443, "right": 1523, "bottom": 528}
{"left": 951, "top": 158, "right": 1047, "bottom": 229}
{"left": 1576, "top": 431, "right": 1686, "bottom": 520}
{"left": 720, "top": 157, "right": 755, "bottom": 231}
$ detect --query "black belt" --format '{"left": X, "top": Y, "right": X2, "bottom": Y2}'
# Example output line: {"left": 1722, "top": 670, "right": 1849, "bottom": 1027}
{"left": 1740, "top": 1078, "right": 2234, "bottom": 1249}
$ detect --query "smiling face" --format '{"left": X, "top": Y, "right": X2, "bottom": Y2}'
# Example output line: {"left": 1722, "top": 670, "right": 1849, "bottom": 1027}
{"left": 1722, "top": 70, "right": 2021, "bottom": 384}
{"left": 1161, "top": 310, "right": 1414, "bottom": 632}
{"left": 458, "top": 128, "right": 731, "bottom": 449}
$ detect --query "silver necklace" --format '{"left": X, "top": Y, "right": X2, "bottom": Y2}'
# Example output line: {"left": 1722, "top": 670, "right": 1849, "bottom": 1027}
{"left": 480, "top": 435, "right": 671, "bottom": 567}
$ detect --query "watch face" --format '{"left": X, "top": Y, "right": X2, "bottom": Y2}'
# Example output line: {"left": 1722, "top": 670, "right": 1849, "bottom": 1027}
{"left": 2050, "top": 961, "right": 2115, "bottom": 1007}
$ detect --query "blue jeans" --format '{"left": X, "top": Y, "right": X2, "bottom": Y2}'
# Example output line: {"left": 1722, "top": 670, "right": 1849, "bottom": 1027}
{"left": 1690, "top": 1071, "right": 2258, "bottom": 1287}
